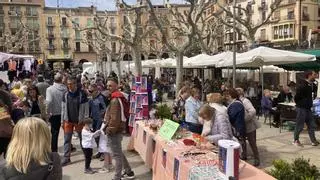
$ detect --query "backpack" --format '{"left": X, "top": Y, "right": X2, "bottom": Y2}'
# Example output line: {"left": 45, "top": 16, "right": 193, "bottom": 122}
{"left": 117, "top": 96, "right": 130, "bottom": 122}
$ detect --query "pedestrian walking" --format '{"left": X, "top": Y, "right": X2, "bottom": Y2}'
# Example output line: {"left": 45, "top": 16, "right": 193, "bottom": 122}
{"left": 61, "top": 76, "right": 89, "bottom": 166}
{"left": 46, "top": 73, "right": 67, "bottom": 152}
{"left": 293, "top": 71, "right": 319, "bottom": 147}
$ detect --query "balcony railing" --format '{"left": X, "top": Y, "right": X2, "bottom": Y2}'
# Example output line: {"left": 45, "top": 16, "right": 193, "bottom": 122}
{"left": 47, "top": 34, "right": 55, "bottom": 39}
{"left": 47, "top": 45, "right": 56, "bottom": 50}
{"left": 8, "top": 11, "right": 22, "bottom": 16}
{"left": 46, "top": 22, "right": 55, "bottom": 27}
{"left": 25, "top": 11, "right": 38, "bottom": 17}
{"left": 28, "top": 47, "right": 41, "bottom": 52}
{"left": 27, "top": 24, "right": 40, "bottom": 30}
{"left": 75, "top": 36, "right": 81, "bottom": 41}
{"left": 9, "top": 23, "right": 18, "bottom": 29}
{"left": 302, "top": 13, "right": 310, "bottom": 21}
{"left": 258, "top": 3, "right": 268, "bottom": 11}
{"left": 61, "top": 44, "right": 70, "bottom": 49}
{"left": 61, "top": 33, "right": 69, "bottom": 38}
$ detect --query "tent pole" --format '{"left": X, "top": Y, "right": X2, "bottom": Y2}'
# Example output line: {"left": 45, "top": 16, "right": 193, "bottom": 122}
{"left": 261, "top": 66, "right": 264, "bottom": 91}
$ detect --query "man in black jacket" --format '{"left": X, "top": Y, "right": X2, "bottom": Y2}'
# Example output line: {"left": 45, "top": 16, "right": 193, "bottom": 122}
{"left": 293, "top": 71, "right": 319, "bottom": 147}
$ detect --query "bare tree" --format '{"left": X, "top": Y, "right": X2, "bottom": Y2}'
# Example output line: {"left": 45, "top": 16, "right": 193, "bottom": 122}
{"left": 146, "top": 0, "right": 214, "bottom": 91}
{"left": 0, "top": 19, "right": 40, "bottom": 53}
{"left": 214, "top": 0, "right": 282, "bottom": 48}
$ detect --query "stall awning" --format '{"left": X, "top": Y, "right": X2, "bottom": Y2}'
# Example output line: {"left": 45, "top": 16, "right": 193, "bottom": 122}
{"left": 298, "top": 49, "right": 320, "bottom": 57}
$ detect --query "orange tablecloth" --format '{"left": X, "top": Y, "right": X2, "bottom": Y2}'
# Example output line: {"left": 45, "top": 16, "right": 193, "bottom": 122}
{"left": 133, "top": 121, "right": 275, "bottom": 180}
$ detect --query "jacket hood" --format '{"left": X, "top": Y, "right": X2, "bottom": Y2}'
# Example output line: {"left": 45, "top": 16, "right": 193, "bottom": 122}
{"left": 209, "top": 103, "right": 228, "bottom": 116}
{"left": 53, "top": 83, "right": 67, "bottom": 92}
{"left": 111, "top": 91, "right": 124, "bottom": 98}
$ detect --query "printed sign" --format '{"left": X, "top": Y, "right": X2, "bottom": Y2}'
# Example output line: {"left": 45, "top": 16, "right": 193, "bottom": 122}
{"left": 158, "top": 119, "right": 180, "bottom": 141}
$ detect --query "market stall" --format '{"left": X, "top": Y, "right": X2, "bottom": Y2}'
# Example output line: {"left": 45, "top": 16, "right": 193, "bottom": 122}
{"left": 133, "top": 120, "right": 276, "bottom": 180}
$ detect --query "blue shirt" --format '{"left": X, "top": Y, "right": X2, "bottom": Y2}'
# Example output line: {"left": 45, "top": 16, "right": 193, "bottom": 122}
{"left": 89, "top": 93, "right": 106, "bottom": 122}
{"left": 185, "top": 96, "right": 202, "bottom": 124}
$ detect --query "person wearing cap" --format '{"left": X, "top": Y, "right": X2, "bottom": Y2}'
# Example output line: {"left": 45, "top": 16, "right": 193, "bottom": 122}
{"left": 36, "top": 75, "right": 50, "bottom": 98}
{"left": 46, "top": 73, "right": 68, "bottom": 152}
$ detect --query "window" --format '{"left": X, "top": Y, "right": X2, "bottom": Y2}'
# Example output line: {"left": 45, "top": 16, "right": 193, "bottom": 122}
{"left": 48, "top": 27, "right": 53, "bottom": 34}
{"left": 112, "top": 42, "right": 116, "bottom": 53}
{"left": 110, "top": 17, "right": 115, "bottom": 23}
{"left": 87, "top": 18, "right": 93, "bottom": 27}
{"left": 48, "top": 17, "right": 52, "bottom": 25}
{"left": 284, "top": 24, "right": 289, "bottom": 38}
{"left": 62, "top": 17, "right": 67, "bottom": 26}
{"left": 273, "top": 26, "right": 279, "bottom": 39}
{"left": 73, "top": 17, "right": 79, "bottom": 28}
{"left": 88, "top": 45, "right": 94, "bottom": 52}
{"left": 237, "top": 4, "right": 241, "bottom": 16}
{"left": 48, "top": 39, "right": 53, "bottom": 46}
{"left": 287, "top": 9, "right": 294, "bottom": 19}
{"left": 111, "top": 28, "right": 115, "bottom": 34}
{"left": 238, "top": 33, "right": 242, "bottom": 40}
{"left": 11, "top": 29, "right": 16, "bottom": 35}
{"left": 63, "top": 50, "right": 68, "bottom": 55}
{"left": 262, "top": 11, "right": 266, "bottom": 21}
{"left": 75, "top": 30, "right": 80, "bottom": 39}
{"left": 75, "top": 42, "right": 80, "bottom": 51}
{"left": 0, "top": 29, "right": 3, "bottom": 37}
{"left": 279, "top": 25, "right": 284, "bottom": 39}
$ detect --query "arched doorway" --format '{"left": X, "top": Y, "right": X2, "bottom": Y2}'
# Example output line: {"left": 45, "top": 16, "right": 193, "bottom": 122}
{"left": 123, "top": 54, "right": 132, "bottom": 61}
{"left": 161, "top": 53, "right": 169, "bottom": 59}
{"left": 141, "top": 54, "right": 145, "bottom": 60}
{"left": 148, "top": 53, "right": 157, "bottom": 59}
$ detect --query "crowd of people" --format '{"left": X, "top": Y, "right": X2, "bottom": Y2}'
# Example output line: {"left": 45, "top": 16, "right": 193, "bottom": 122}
{"left": 0, "top": 66, "right": 319, "bottom": 179}
{"left": 0, "top": 68, "right": 135, "bottom": 180}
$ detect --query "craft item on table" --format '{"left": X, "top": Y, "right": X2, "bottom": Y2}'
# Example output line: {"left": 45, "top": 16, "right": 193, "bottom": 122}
{"left": 188, "top": 165, "right": 226, "bottom": 180}
{"left": 135, "top": 108, "right": 143, "bottom": 120}
{"left": 130, "top": 92, "right": 136, "bottom": 102}
{"left": 183, "top": 139, "right": 196, "bottom": 146}
{"left": 218, "top": 140, "right": 240, "bottom": 180}
{"left": 141, "top": 77, "right": 147, "bottom": 91}
{"left": 173, "top": 158, "right": 180, "bottom": 180}
{"left": 158, "top": 119, "right": 180, "bottom": 141}
{"left": 142, "top": 106, "right": 149, "bottom": 118}
{"left": 130, "top": 102, "right": 136, "bottom": 113}
{"left": 136, "top": 96, "right": 142, "bottom": 108}
{"left": 162, "top": 149, "right": 167, "bottom": 168}
{"left": 136, "top": 83, "right": 142, "bottom": 94}
{"left": 135, "top": 76, "right": 141, "bottom": 83}
{"left": 141, "top": 94, "right": 148, "bottom": 105}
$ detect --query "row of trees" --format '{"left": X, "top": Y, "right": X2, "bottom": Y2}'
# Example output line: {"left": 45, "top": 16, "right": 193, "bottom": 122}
{"left": 83, "top": 0, "right": 282, "bottom": 90}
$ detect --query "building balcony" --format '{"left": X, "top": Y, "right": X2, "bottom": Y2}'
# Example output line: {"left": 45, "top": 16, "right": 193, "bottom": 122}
{"left": 60, "top": 22, "right": 68, "bottom": 27}
{"left": 27, "top": 24, "right": 40, "bottom": 30}
{"left": 25, "top": 11, "right": 38, "bottom": 17}
{"left": 9, "top": 23, "right": 18, "bottom": 29}
{"left": 8, "top": 11, "right": 22, "bottom": 16}
{"left": 47, "top": 34, "right": 55, "bottom": 39}
{"left": 47, "top": 45, "right": 56, "bottom": 50}
{"left": 75, "top": 36, "right": 82, "bottom": 41}
{"left": 109, "top": 23, "right": 117, "bottom": 29}
{"left": 28, "top": 47, "right": 41, "bottom": 52}
{"left": 61, "top": 45, "right": 70, "bottom": 50}
{"left": 61, "top": 34, "right": 69, "bottom": 38}
{"left": 74, "top": 48, "right": 81, "bottom": 52}
{"left": 46, "top": 22, "right": 55, "bottom": 27}
{"left": 302, "top": 13, "right": 310, "bottom": 21}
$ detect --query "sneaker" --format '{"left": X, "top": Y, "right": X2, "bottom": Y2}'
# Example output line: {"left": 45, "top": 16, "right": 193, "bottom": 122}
{"left": 121, "top": 171, "right": 135, "bottom": 179}
{"left": 94, "top": 152, "right": 102, "bottom": 159}
{"left": 61, "top": 158, "right": 71, "bottom": 166}
{"left": 99, "top": 165, "right": 115, "bottom": 173}
{"left": 311, "top": 141, "right": 319, "bottom": 146}
{"left": 84, "top": 168, "right": 95, "bottom": 174}
{"left": 293, "top": 140, "right": 303, "bottom": 147}
{"left": 71, "top": 147, "right": 77, "bottom": 153}
{"left": 98, "top": 167, "right": 107, "bottom": 173}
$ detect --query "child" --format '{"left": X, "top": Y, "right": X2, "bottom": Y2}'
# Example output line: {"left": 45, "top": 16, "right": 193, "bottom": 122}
{"left": 81, "top": 118, "right": 101, "bottom": 174}
{"left": 98, "top": 123, "right": 114, "bottom": 173}
{"left": 198, "top": 104, "right": 214, "bottom": 136}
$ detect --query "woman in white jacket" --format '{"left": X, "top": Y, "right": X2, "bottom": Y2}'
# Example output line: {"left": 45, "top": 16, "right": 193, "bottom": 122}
{"left": 205, "top": 93, "right": 233, "bottom": 145}
{"left": 236, "top": 88, "right": 260, "bottom": 167}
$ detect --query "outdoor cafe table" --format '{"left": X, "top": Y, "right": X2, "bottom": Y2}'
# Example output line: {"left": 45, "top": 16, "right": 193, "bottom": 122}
{"left": 132, "top": 121, "right": 276, "bottom": 180}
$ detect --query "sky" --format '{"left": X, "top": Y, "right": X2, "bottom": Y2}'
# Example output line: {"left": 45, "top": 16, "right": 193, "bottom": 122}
{"left": 45, "top": 0, "right": 186, "bottom": 10}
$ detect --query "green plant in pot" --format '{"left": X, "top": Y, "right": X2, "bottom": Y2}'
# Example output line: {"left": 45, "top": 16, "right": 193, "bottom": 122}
{"left": 155, "top": 104, "right": 172, "bottom": 120}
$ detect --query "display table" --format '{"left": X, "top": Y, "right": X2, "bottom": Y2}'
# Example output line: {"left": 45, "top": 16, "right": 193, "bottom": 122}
{"left": 133, "top": 121, "right": 275, "bottom": 180}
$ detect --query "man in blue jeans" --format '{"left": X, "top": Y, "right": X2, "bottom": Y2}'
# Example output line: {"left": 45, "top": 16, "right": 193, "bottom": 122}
{"left": 293, "top": 71, "right": 319, "bottom": 147}
{"left": 104, "top": 77, "right": 134, "bottom": 180}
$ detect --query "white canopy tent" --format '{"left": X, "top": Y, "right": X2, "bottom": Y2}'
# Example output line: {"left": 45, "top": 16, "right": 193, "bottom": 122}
{"left": 185, "top": 51, "right": 235, "bottom": 68}
{"left": 216, "top": 46, "right": 316, "bottom": 89}
{"left": 0, "top": 52, "right": 34, "bottom": 63}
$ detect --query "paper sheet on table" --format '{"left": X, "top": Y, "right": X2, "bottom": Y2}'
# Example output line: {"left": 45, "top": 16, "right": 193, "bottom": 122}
{"left": 158, "top": 119, "right": 180, "bottom": 141}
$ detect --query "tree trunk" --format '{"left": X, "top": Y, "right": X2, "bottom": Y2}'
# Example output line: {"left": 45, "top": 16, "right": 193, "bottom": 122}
{"left": 116, "top": 59, "right": 121, "bottom": 83}
{"left": 107, "top": 54, "right": 112, "bottom": 77}
{"left": 132, "top": 47, "right": 142, "bottom": 76}
{"left": 176, "top": 52, "right": 184, "bottom": 93}
{"left": 248, "top": 35, "right": 256, "bottom": 50}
